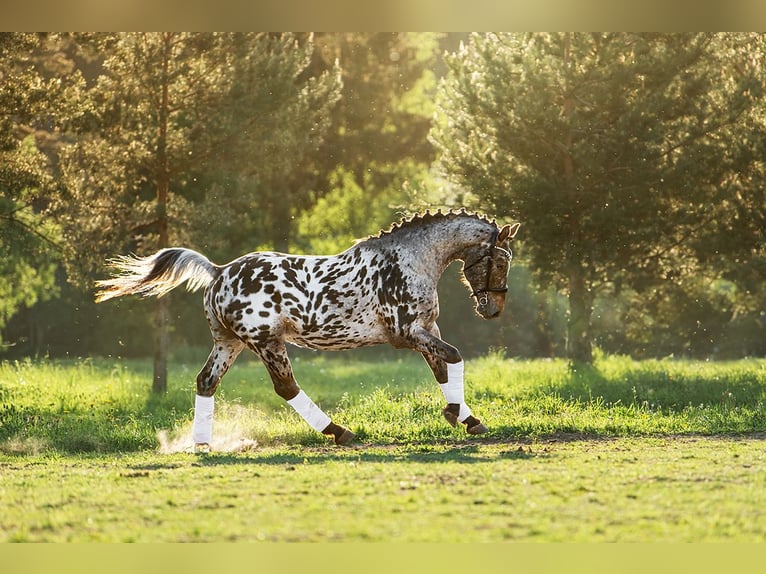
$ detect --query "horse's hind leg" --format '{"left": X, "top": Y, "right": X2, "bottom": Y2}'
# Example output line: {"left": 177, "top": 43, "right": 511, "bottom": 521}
{"left": 254, "top": 340, "right": 355, "bottom": 446}
{"left": 417, "top": 325, "right": 488, "bottom": 435}
{"left": 193, "top": 331, "right": 245, "bottom": 451}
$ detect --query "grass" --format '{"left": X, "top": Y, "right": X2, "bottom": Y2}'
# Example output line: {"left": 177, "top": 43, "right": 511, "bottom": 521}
{"left": 1, "top": 352, "right": 765, "bottom": 453}
{"left": 2, "top": 438, "right": 766, "bottom": 542}
{"left": 1, "top": 352, "right": 766, "bottom": 542}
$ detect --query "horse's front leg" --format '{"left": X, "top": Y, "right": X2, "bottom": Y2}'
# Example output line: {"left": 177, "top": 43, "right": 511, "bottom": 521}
{"left": 414, "top": 325, "right": 488, "bottom": 436}
{"left": 254, "top": 340, "right": 356, "bottom": 446}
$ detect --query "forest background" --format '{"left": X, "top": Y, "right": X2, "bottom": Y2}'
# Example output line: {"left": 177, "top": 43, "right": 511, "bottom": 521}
{"left": 2, "top": 32, "right": 765, "bottom": 392}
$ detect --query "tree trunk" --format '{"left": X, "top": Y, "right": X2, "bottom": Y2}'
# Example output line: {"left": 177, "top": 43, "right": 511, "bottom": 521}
{"left": 567, "top": 267, "right": 594, "bottom": 364}
{"left": 152, "top": 32, "right": 172, "bottom": 393}
{"left": 561, "top": 33, "right": 594, "bottom": 364}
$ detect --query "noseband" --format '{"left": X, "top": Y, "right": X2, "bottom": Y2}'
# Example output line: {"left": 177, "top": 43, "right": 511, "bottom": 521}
{"left": 464, "top": 229, "right": 512, "bottom": 307}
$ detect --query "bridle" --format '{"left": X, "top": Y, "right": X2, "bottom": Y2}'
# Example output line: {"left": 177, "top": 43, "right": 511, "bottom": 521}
{"left": 463, "top": 228, "right": 512, "bottom": 307}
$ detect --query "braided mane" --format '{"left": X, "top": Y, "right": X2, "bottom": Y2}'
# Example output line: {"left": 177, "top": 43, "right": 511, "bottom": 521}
{"left": 372, "top": 208, "right": 497, "bottom": 240}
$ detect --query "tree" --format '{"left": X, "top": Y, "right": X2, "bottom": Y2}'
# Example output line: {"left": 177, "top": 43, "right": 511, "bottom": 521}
{"left": 0, "top": 33, "right": 63, "bottom": 344}
{"left": 297, "top": 33, "right": 565, "bottom": 361}
{"left": 689, "top": 34, "right": 766, "bottom": 355}
{"left": 56, "top": 33, "right": 341, "bottom": 391}
{"left": 187, "top": 33, "right": 341, "bottom": 256}
{"left": 432, "top": 33, "right": 766, "bottom": 363}
{"left": 293, "top": 33, "right": 445, "bottom": 254}
{"left": 314, "top": 33, "right": 441, "bottom": 177}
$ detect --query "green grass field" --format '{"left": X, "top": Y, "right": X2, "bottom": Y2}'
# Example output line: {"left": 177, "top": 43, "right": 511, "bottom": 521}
{"left": 1, "top": 352, "right": 766, "bottom": 541}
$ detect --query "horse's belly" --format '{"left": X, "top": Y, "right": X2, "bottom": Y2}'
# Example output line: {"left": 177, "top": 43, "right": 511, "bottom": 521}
{"left": 283, "top": 319, "right": 390, "bottom": 351}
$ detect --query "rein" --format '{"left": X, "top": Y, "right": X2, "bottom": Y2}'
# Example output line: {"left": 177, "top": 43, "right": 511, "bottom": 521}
{"left": 464, "top": 228, "right": 511, "bottom": 307}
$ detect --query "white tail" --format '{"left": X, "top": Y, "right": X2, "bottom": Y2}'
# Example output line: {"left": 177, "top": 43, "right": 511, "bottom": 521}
{"left": 95, "top": 248, "right": 217, "bottom": 302}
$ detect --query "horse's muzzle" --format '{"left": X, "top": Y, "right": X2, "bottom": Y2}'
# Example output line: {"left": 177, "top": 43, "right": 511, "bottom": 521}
{"left": 475, "top": 294, "right": 505, "bottom": 320}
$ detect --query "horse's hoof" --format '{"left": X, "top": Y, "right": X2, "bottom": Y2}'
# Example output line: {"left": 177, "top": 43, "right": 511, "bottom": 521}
{"left": 323, "top": 422, "right": 356, "bottom": 446}
{"left": 194, "top": 442, "right": 211, "bottom": 453}
{"left": 466, "top": 422, "right": 489, "bottom": 435}
{"left": 442, "top": 405, "right": 459, "bottom": 427}
{"left": 335, "top": 429, "right": 356, "bottom": 446}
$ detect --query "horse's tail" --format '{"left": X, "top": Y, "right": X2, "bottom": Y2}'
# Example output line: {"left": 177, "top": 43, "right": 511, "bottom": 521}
{"left": 95, "top": 248, "right": 217, "bottom": 303}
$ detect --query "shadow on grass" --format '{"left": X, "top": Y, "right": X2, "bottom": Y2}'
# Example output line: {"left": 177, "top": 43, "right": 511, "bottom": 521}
{"left": 0, "top": 388, "right": 192, "bottom": 455}
{"left": 538, "top": 361, "right": 766, "bottom": 410}
{"left": 163, "top": 440, "right": 542, "bottom": 469}
{"left": 169, "top": 428, "right": 766, "bottom": 470}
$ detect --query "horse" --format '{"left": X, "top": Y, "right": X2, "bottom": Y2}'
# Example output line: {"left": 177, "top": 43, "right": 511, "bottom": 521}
{"left": 95, "top": 210, "right": 520, "bottom": 450}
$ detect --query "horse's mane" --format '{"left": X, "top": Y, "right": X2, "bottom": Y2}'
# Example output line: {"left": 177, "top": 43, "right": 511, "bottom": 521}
{"left": 366, "top": 209, "right": 498, "bottom": 242}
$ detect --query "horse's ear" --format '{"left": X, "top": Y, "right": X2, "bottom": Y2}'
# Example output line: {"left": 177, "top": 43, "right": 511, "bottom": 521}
{"left": 498, "top": 222, "right": 520, "bottom": 242}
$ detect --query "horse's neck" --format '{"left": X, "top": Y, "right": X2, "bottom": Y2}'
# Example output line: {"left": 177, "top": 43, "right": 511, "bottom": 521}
{"left": 371, "top": 219, "right": 486, "bottom": 276}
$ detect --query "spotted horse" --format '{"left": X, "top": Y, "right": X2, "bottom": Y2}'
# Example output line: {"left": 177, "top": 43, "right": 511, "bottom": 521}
{"left": 96, "top": 210, "right": 520, "bottom": 450}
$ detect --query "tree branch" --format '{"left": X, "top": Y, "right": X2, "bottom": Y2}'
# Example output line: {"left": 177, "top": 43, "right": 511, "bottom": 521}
{"left": 0, "top": 210, "right": 62, "bottom": 252}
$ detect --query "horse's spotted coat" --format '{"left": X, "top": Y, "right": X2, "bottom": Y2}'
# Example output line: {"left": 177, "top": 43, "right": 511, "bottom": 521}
{"left": 96, "top": 210, "right": 520, "bottom": 445}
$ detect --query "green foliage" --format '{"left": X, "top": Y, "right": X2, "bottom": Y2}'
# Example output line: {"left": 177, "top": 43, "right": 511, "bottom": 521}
{"left": 432, "top": 33, "right": 766, "bottom": 361}
{"left": 0, "top": 34, "right": 63, "bottom": 340}
{"left": 0, "top": 159, "right": 59, "bottom": 337}
{"left": 296, "top": 167, "right": 372, "bottom": 254}
{"left": 45, "top": 33, "right": 345, "bottom": 390}
{"left": 2, "top": 32, "right": 765, "bottom": 364}
{"left": 186, "top": 33, "right": 343, "bottom": 255}
{"left": 293, "top": 33, "right": 444, "bottom": 254}
{"left": 55, "top": 33, "right": 342, "bottom": 278}
{"left": 296, "top": 161, "right": 433, "bottom": 254}
{"left": 317, "top": 33, "right": 441, "bottom": 173}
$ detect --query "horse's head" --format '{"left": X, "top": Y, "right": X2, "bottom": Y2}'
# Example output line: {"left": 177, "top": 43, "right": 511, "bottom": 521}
{"left": 461, "top": 222, "right": 520, "bottom": 319}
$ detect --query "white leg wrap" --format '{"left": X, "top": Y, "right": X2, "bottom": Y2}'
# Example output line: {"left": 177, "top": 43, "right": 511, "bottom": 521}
{"left": 288, "top": 390, "right": 332, "bottom": 432}
{"left": 440, "top": 361, "right": 472, "bottom": 422}
{"left": 192, "top": 395, "right": 214, "bottom": 444}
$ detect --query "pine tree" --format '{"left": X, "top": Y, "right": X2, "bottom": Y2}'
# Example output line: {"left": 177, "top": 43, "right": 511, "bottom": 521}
{"left": 0, "top": 33, "right": 63, "bottom": 342}
{"left": 57, "top": 33, "right": 341, "bottom": 391}
{"left": 296, "top": 33, "right": 446, "bottom": 254}
{"left": 432, "top": 33, "right": 765, "bottom": 362}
